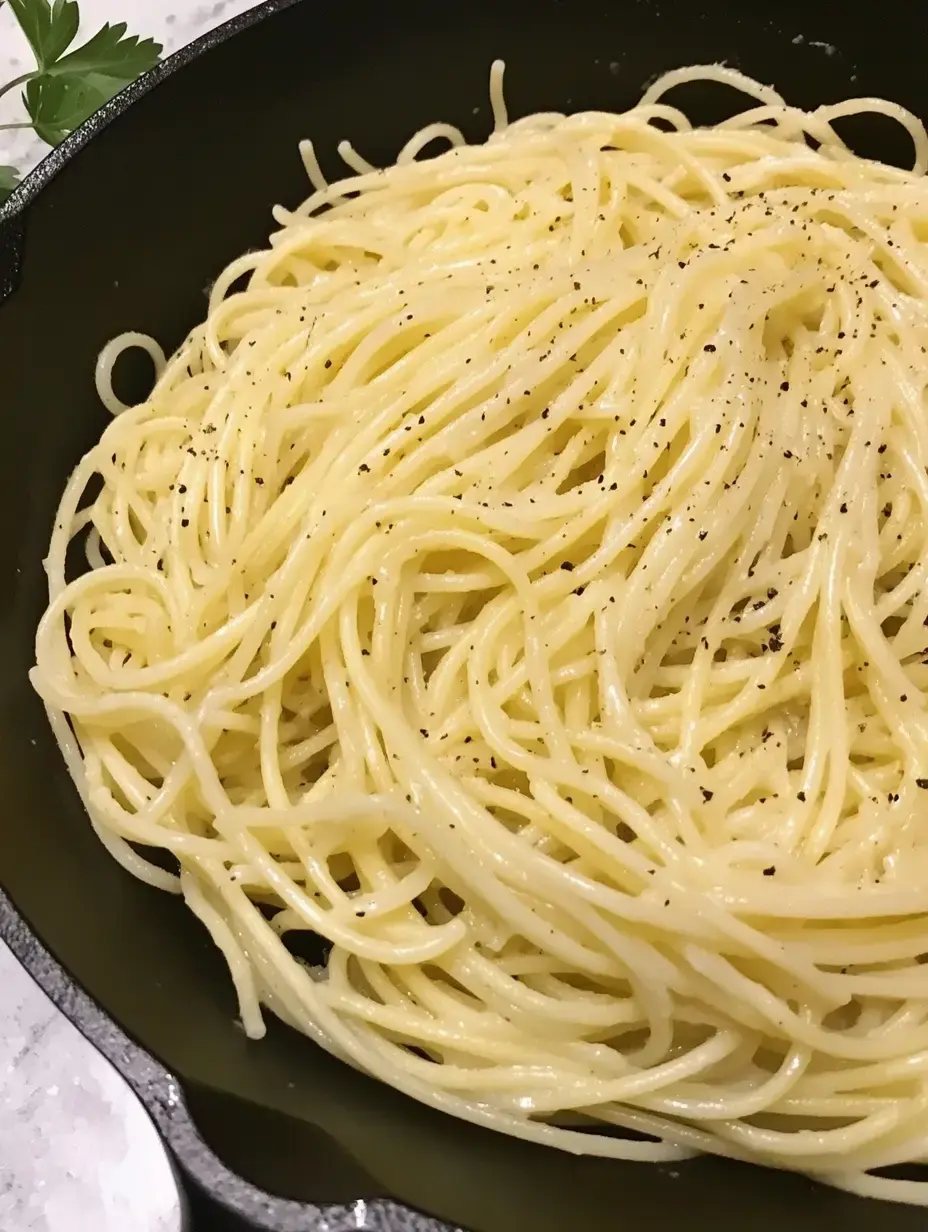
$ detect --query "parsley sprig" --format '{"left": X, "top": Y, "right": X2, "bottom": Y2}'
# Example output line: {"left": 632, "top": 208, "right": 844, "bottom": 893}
{"left": 0, "top": 0, "right": 161, "bottom": 202}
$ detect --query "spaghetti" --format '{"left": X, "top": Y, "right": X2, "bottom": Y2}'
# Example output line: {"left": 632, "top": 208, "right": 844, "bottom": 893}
{"left": 31, "top": 63, "right": 928, "bottom": 1203}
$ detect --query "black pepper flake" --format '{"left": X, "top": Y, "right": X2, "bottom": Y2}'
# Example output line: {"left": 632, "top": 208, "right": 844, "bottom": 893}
{"left": 324, "top": 359, "right": 332, "bottom": 369}
{"left": 704, "top": 343, "right": 716, "bottom": 352}
{"left": 701, "top": 788, "right": 714, "bottom": 802}
{"left": 780, "top": 381, "right": 790, "bottom": 392}
{"left": 698, "top": 530, "right": 708, "bottom": 541}
{"left": 560, "top": 561, "right": 575, "bottom": 572}
{"left": 763, "top": 866, "right": 776, "bottom": 876}
{"left": 917, "top": 779, "right": 928, "bottom": 789}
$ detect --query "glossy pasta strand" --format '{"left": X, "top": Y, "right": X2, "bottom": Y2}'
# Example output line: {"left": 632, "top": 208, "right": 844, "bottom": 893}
{"left": 31, "top": 63, "right": 928, "bottom": 1205}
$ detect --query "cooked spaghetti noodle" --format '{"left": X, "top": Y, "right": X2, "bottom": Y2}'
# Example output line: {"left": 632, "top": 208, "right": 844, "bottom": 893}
{"left": 31, "top": 63, "right": 928, "bottom": 1204}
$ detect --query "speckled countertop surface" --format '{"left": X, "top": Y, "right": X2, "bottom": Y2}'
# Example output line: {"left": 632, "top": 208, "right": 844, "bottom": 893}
{"left": 0, "top": 9, "right": 259, "bottom": 1230}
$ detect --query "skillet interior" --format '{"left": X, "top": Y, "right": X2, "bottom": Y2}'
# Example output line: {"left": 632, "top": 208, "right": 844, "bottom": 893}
{"left": 2, "top": 1, "right": 928, "bottom": 1227}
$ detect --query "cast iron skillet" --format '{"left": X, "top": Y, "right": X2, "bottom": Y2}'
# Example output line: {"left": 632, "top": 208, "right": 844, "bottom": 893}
{"left": 2, "top": 1, "right": 928, "bottom": 1228}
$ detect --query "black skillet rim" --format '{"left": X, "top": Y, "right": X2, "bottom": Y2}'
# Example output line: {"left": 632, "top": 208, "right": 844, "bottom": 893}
{"left": 0, "top": 1, "right": 454, "bottom": 1227}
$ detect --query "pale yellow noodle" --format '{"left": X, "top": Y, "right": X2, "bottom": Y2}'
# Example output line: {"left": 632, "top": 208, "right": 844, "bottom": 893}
{"left": 31, "top": 62, "right": 928, "bottom": 1204}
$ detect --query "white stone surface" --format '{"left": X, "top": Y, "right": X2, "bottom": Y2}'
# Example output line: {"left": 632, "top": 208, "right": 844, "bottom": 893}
{"left": 0, "top": 955, "right": 181, "bottom": 1232}
{"left": 0, "top": 9, "right": 262, "bottom": 1230}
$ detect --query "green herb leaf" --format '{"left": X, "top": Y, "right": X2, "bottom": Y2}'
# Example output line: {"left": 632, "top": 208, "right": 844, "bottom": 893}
{"left": 46, "top": 22, "right": 161, "bottom": 81}
{"left": 25, "top": 68, "right": 132, "bottom": 145}
{"left": 0, "top": 165, "right": 21, "bottom": 203}
{"left": 5, "top": 4, "right": 161, "bottom": 151}
{"left": 7, "top": 0, "right": 79, "bottom": 71}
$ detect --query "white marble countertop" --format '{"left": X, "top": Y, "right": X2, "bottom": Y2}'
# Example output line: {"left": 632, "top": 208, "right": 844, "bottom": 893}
{"left": 0, "top": 8, "right": 261, "bottom": 1230}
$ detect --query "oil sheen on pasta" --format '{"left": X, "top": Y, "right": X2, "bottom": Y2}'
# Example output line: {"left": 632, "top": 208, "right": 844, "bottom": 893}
{"left": 32, "top": 63, "right": 928, "bottom": 1206}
